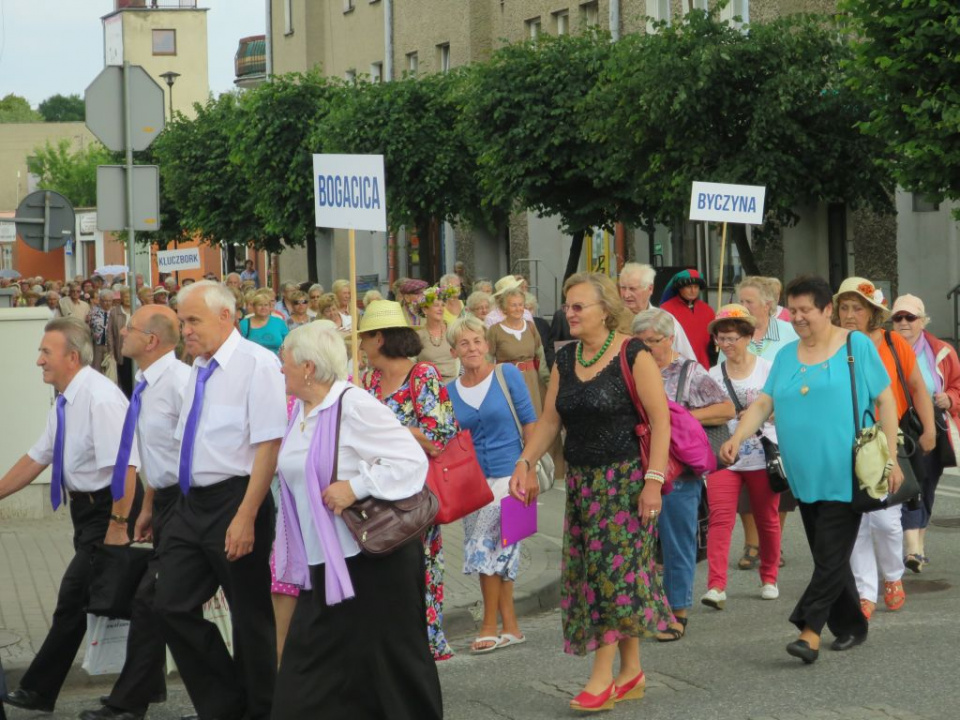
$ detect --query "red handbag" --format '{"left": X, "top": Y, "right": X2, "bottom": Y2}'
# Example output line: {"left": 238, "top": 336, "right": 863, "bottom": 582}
{"left": 426, "top": 430, "right": 493, "bottom": 524}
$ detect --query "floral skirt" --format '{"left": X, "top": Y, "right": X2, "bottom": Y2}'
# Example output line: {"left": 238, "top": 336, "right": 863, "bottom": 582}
{"left": 462, "top": 477, "right": 521, "bottom": 581}
{"left": 424, "top": 524, "right": 453, "bottom": 660}
{"left": 561, "top": 458, "right": 675, "bottom": 656}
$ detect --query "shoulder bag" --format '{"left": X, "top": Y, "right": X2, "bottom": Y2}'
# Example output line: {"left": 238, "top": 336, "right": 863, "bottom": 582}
{"left": 493, "top": 364, "right": 555, "bottom": 492}
{"left": 676, "top": 360, "right": 731, "bottom": 468}
{"left": 720, "top": 363, "right": 789, "bottom": 494}
{"left": 409, "top": 364, "right": 493, "bottom": 525}
{"left": 847, "top": 332, "right": 921, "bottom": 513}
{"left": 884, "top": 331, "right": 933, "bottom": 488}
{"left": 338, "top": 393, "right": 440, "bottom": 556}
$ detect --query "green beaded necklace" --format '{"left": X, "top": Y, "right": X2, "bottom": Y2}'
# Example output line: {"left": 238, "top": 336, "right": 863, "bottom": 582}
{"left": 576, "top": 330, "right": 616, "bottom": 367}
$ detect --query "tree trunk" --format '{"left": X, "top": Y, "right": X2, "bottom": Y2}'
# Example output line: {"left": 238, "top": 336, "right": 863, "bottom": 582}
{"left": 563, "top": 229, "right": 586, "bottom": 284}
{"left": 306, "top": 231, "right": 318, "bottom": 284}
{"left": 729, "top": 223, "right": 759, "bottom": 276}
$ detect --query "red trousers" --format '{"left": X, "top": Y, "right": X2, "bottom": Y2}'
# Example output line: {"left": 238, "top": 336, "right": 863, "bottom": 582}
{"left": 706, "top": 468, "right": 781, "bottom": 589}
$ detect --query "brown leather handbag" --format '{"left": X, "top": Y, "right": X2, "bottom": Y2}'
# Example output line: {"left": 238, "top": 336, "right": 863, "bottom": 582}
{"left": 335, "top": 396, "right": 439, "bottom": 556}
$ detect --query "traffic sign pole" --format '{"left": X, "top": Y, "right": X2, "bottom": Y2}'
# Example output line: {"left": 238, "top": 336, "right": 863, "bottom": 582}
{"left": 124, "top": 62, "right": 137, "bottom": 315}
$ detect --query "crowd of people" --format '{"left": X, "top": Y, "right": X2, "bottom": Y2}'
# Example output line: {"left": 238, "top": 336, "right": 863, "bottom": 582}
{"left": 0, "top": 259, "right": 957, "bottom": 718}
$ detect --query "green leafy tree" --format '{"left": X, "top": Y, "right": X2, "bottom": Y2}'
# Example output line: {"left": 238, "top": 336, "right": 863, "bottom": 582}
{"left": 231, "top": 70, "right": 342, "bottom": 281}
{"left": 314, "top": 70, "right": 493, "bottom": 270}
{"left": 462, "top": 33, "right": 637, "bottom": 280}
{"left": 841, "top": 0, "right": 960, "bottom": 216}
{"left": 27, "top": 139, "right": 112, "bottom": 208}
{"left": 586, "top": 12, "right": 893, "bottom": 273}
{"left": 149, "top": 94, "right": 278, "bottom": 254}
{"left": 38, "top": 93, "right": 85, "bottom": 122}
{"left": 0, "top": 93, "right": 42, "bottom": 123}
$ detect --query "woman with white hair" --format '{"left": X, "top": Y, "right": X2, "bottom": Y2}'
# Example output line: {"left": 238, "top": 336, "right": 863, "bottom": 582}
{"left": 487, "top": 282, "right": 545, "bottom": 413}
{"left": 271, "top": 322, "right": 442, "bottom": 719}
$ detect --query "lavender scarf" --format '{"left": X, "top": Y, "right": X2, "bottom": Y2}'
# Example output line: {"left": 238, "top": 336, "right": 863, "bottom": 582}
{"left": 913, "top": 332, "right": 942, "bottom": 394}
{"left": 274, "top": 391, "right": 356, "bottom": 604}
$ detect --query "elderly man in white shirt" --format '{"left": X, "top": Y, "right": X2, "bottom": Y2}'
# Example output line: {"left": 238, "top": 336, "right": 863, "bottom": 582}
{"left": 79, "top": 305, "right": 192, "bottom": 720}
{"left": 1, "top": 317, "right": 139, "bottom": 713}
{"left": 154, "top": 281, "right": 286, "bottom": 720}
{"left": 618, "top": 262, "right": 697, "bottom": 362}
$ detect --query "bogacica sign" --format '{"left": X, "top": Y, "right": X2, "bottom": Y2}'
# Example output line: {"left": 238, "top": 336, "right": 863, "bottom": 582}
{"left": 313, "top": 154, "right": 387, "bottom": 233}
{"left": 689, "top": 181, "right": 766, "bottom": 225}
{"left": 157, "top": 247, "right": 201, "bottom": 272}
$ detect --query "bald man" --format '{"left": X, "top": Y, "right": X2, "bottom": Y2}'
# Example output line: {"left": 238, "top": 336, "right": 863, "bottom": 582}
{"left": 79, "top": 306, "right": 192, "bottom": 720}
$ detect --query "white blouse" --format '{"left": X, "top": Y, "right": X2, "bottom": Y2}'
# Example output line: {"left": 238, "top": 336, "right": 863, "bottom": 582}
{"left": 277, "top": 380, "right": 429, "bottom": 566}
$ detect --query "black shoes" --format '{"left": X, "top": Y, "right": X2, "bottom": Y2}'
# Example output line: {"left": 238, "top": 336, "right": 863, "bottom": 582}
{"left": 79, "top": 707, "right": 145, "bottom": 720}
{"left": 99, "top": 693, "right": 166, "bottom": 706}
{"left": 786, "top": 639, "right": 819, "bottom": 664}
{"left": 831, "top": 633, "right": 867, "bottom": 652}
{"left": 4, "top": 688, "right": 56, "bottom": 712}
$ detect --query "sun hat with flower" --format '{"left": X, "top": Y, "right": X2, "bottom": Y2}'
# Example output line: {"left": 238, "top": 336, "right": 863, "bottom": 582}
{"left": 833, "top": 277, "right": 891, "bottom": 320}
{"left": 707, "top": 303, "right": 757, "bottom": 335}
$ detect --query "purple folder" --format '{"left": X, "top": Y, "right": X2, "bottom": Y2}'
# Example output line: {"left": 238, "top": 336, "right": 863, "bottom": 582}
{"left": 501, "top": 496, "right": 537, "bottom": 546}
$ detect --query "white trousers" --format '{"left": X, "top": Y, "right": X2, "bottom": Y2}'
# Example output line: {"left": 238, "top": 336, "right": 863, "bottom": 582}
{"left": 850, "top": 506, "right": 905, "bottom": 602}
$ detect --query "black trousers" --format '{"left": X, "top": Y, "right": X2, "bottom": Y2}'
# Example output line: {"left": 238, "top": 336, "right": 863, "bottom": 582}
{"left": 155, "top": 477, "right": 276, "bottom": 720}
{"left": 107, "top": 485, "right": 181, "bottom": 713}
{"left": 271, "top": 541, "right": 443, "bottom": 720}
{"left": 790, "top": 500, "right": 869, "bottom": 639}
{"left": 19, "top": 489, "right": 112, "bottom": 703}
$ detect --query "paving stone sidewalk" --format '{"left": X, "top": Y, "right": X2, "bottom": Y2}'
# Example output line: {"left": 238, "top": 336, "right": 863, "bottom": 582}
{"left": 0, "top": 486, "right": 565, "bottom": 688}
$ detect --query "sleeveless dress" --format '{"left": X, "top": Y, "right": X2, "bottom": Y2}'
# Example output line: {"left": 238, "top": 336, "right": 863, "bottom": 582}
{"left": 554, "top": 338, "right": 675, "bottom": 655}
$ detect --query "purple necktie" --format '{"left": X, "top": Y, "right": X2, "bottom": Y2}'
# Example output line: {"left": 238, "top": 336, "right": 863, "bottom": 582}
{"left": 111, "top": 378, "right": 147, "bottom": 500}
{"left": 178, "top": 359, "right": 219, "bottom": 494}
{"left": 50, "top": 394, "right": 67, "bottom": 510}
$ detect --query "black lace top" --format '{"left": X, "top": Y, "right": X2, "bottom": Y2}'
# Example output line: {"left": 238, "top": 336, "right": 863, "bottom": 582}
{"left": 555, "top": 338, "right": 648, "bottom": 468}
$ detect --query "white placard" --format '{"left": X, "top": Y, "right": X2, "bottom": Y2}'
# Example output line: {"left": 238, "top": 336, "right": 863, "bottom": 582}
{"left": 689, "top": 181, "right": 766, "bottom": 224}
{"left": 79, "top": 213, "right": 97, "bottom": 236}
{"left": 0, "top": 223, "right": 16, "bottom": 243}
{"left": 157, "top": 247, "right": 201, "bottom": 272}
{"left": 313, "top": 154, "right": 387, "bottom": 232}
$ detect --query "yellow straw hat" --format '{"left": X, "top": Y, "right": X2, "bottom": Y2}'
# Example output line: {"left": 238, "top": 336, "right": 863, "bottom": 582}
{"left": 492, "top": 275, "right": 523, "bottom": 297}
{"left": 357, "top": 300, "right": 410, "bottom": 333}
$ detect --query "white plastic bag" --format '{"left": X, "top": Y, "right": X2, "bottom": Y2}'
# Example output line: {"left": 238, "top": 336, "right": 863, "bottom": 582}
{"left": 165, "top": 588, "right": 233, "bottom": 675}
{"left": 82, "top": 615, "right": 130, "bottom": 676}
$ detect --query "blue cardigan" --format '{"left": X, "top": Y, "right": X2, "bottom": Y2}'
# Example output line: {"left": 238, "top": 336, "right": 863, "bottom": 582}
{"left": 446, "top": 364, "right": 537, "bottom": 478}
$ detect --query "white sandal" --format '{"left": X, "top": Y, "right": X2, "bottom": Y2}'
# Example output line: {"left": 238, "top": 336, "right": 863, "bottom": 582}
{"left": 498, "top": 633, "right": 526, "bottom": 649}
{"left": 470, "top": 636, "right": 503, "bottom": 654}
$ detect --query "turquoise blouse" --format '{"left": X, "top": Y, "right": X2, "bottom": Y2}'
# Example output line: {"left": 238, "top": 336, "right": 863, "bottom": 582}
{"left": 763, "top": 331, "right": 889, "bottom": 503}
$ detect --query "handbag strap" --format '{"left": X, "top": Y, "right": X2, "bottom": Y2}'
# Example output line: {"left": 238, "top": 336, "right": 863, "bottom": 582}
{"left": 721, "top": 362, "right": 762, "bottom": 439}
{"left": 847, "top": 332, "right": 862, "bottom": 436}
{"left": 675, "top": 360, "right": 693, "bottom": 404}
{"left": 494, "top": 364, "right": 524, "bottom": 440}
{"left": 619, "top": 341, "right": 652, "bottom": 429}
{"left": 884, "top": 329, "right": 917, "bottom": 415}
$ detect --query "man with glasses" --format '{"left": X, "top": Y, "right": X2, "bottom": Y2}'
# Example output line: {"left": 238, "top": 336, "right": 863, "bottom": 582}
{"left": 617, "top": 262, "right": 696, "bottom": 362}
{"left": 60, "top": 283, "right": 91, "bottom": 321}
{"left": 78, "top": 305, "right": 191, "bottom": 720}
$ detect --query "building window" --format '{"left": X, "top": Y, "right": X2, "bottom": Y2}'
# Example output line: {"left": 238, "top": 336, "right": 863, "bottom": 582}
{"left": 283, "top": 0, "right": 293, "bottom": 34}
{"left": 370, "top": 62, "right": 383, "bottom": 83}
{"left": 407, "top": 52, "right": 419, "bottom": 74}
{"left": 580, "top": 1, "right": 599, "bottom": 28}
{"left": 691, "top": 0, "right": 709, "bottom": 10}
{"left": 554, "top": 10, "right": 570, "bottom": 35}
{"left": 152, "top": 29, "right": 176, "bottom": 56}
{"left": 526, "top": 16, "right": 542, "bottom": 39}
{"left": 437, "top": 43, "right": 451, "bottom": 73}
{"left": 343, "top": 0, "right": 355, "bottom": 12}
{"left": 720, "top": 0, "right": 748, "bottom": 24}
{"left": 344, "top": 68, "right": 357, "bottom": 82}
{"left": 645, "top": 0, "right": 671, "bottom": 29}
{"left": 912, "top": 194, "right": 940, "bottom": 213}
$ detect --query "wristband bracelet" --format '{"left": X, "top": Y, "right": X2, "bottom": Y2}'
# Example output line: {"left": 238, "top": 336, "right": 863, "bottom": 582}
{"left": 515, "top": 458, "right": 532, "bottom": 471}
{"left": 644, "top": 472, "right": 665, "bottom": 485}
{"left": 110, "top": 513, "right": 128, "bottom": 525}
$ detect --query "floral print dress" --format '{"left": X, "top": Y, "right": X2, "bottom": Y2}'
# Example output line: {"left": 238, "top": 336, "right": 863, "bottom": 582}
{"left": 365, "top": 362, "right": 459, "bottom": 660}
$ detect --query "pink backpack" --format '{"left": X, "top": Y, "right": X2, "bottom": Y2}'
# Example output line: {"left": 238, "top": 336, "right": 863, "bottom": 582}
{"left": 619, "top": 343, "right": 716, "bottom": 491}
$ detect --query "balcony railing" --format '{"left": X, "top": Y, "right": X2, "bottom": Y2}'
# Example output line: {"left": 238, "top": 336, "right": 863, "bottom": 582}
{"left": 116, "top": 0, "right": 199, "bottom": 9}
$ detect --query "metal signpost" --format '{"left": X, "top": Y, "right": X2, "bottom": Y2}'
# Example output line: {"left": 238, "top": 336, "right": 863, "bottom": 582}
{"left": 85, "top": 63, "right": 165, "bottom": 304}
{"left": 6, "top": 191, "right": 76, "bottom": 252}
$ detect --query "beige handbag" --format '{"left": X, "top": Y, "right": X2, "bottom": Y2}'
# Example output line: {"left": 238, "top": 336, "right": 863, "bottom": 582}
{"left": 853, "top": 424, "right": 893, "bottom": 499}
{"left": 102, "top": 354, "right": 119, "bottom": 383}
{"left": 494, "top": 365, "right": 555, "bottom": 492}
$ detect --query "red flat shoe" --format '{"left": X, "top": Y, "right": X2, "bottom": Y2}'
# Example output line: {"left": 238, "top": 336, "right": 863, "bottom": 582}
{"left": 570, "top": 683, "right": 616, "bottom": 712}
{"left": 614, "top": 671, "right": 646, "bottom": 702}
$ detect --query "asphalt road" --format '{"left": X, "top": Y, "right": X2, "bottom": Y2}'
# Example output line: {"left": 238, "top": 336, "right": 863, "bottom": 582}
{"left": 8, "top": 476, "right": 960, "bottom": 720}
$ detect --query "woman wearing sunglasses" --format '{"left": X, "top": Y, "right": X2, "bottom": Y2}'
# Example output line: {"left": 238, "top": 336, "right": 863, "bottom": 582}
{"left": 285, "top": 290, "right": 313, "bottom": 330}
{"left": 891, "top": 294, "right": 960, "bottom": 572}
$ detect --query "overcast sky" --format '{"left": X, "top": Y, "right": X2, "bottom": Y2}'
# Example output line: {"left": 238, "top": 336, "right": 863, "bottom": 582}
{"left": 0, "top": 0, "right": 265, "bottom": 107}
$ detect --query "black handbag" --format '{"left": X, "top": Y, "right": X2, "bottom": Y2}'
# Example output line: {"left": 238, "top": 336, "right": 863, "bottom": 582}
{"left": 934, "top": 408, "right": 957, "bottom": 467}
{"left": 847, "top": 333, "right": 922, "bottom": 513}
{"left": 720, "top": 363, "right": 789, "bottom": 494}
{"left": 696, "top": 487, "right": 709, "bottom": 563}
{"left": 87, "top": 544, "right": 153, "bottom": 619}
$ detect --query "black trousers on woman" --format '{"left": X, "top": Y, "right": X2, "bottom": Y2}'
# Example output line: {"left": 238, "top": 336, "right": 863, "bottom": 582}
{"left": 271, "top": 540, "right": 443, "bottom": 720}
{"left": 790, "top": 500, "right": 869, "bottom": 639}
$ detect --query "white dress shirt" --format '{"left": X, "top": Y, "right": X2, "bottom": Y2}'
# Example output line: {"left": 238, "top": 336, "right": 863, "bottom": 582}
{"left": 176, "top": 330, "right": 287, "bottom": 487}
{"left": 28, "top": 366, "right": 140, "bottom": 492}
{"left": 277, "top": 380, "right": 428, "bottom": 566}
{"left": 669, "top": 314, "right": 697, "bottom": 363}
{"left": 136, "top": 351, "right": 192, "bottom": 490}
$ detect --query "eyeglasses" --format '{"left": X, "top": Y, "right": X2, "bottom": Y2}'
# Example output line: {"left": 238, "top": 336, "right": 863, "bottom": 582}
{"left": 640, "top": 335, "right": 670, "bottom": 345}
{"left": 294, "top": 300, "right": 309, "bottom": 305}
{"left": 715, "top": 335, "right": 745, "bottom": 345}
{"left": 892, "top": 313, "right": 919, "bottom": 323}
{"left": 561, "top": 302, "right": 601, "bottom": 314}
{"left": 125, "top": 322, "right": 154, "bottom": 336}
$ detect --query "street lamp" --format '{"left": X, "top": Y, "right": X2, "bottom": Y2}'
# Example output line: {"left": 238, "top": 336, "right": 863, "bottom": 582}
{"left": 159, "top": 71, "right": 181, "bottom": 120}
